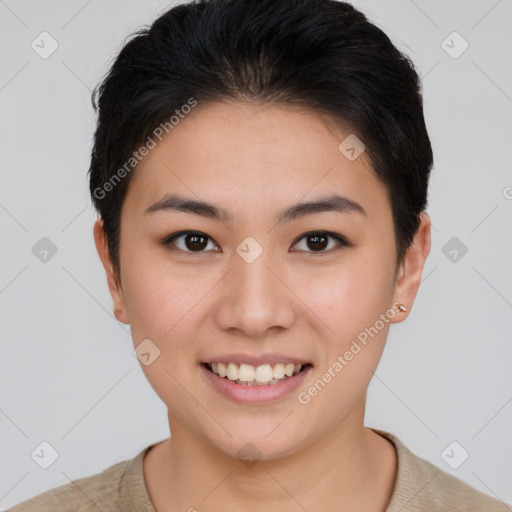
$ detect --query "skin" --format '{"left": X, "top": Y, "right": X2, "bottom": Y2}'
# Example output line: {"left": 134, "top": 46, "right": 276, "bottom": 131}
{"left": 94, "top": 100, "right": 431, "bottom": 511}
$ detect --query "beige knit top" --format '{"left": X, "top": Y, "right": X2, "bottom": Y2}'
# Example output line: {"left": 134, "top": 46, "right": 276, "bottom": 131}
{"left": 7, "top": 428, "right": 510, "bottom": 511}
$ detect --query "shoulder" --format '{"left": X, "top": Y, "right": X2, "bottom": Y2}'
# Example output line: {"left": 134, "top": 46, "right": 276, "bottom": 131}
{"left": 401, "top": 456, "right": 509, "bottom": 511}
{"left": 370, "top": 428, "right": 512, "bottom": 512}
{"left": 6, "top": 448, "right": 145, "bottom": 512}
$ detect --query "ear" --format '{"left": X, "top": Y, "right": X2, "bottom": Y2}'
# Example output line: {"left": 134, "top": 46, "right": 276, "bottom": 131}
{"left": 390, "top": 211, "right": 431, "bottom": 323}
{"left": 93, "top": 219, "right": 130, "bottom": 324}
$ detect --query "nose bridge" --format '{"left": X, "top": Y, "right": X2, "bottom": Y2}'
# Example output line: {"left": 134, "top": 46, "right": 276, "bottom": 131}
{"left": 233, "top": 230, "right": 275, "bottom": 280}
{"left": 235, "top": 241, "right": 280, "bottom": 310}
{"left": 215, "top": 238, "right": 296, "bottom": 336}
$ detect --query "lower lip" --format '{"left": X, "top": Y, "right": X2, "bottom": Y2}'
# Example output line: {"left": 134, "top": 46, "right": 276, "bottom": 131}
{"left": 199, "top": 363, "right": 313, "bottom": 404}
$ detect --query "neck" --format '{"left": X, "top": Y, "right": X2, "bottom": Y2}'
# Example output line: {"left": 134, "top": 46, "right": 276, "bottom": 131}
{"left": 144, "top": 408, "right": 397, "bottom": 511}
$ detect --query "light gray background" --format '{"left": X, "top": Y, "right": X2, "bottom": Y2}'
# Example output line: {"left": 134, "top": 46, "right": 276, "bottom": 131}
{"left": 1, "top": 0, "right": 511, "bottom": 508}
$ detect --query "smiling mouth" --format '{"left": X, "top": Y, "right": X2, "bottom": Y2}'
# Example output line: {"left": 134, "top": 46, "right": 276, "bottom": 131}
{"left": 201, "top": 362, "right": 312, "bottom": 386}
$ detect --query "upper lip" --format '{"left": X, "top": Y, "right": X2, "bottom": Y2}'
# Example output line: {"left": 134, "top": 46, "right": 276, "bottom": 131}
{"left": 201, "top": 353, "right": 312, "bottom": 367}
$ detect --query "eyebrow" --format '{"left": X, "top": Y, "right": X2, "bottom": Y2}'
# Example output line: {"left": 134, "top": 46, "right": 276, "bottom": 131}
{"left": 144, "top": 193, "right": 367, "bottom": 223}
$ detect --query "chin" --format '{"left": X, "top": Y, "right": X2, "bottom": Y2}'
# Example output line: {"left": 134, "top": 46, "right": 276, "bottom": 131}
{"left": 205, "top": 421, "right": 311, "bottom": 464}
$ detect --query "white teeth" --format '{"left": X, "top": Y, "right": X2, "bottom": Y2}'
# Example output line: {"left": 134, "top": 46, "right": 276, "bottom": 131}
{"left": 227, "top": 363, "right": 238, "bottom": 381}
{"left": 206, "top": 361, "right": 305, "bottom": 385}
{"left": 238, "top": 363, "right": 255, "bottom": 382}
{"left": 255, "top": 364, "right": 273, "bottom": 383}
{"left": 218, "top": 362, "right": 227, "bottom": 378}
{"left": 273, "top": 363, "right": 285, "bottom": 379}
{"left": 284, "top": 363, "right": 295, "bottom": 377}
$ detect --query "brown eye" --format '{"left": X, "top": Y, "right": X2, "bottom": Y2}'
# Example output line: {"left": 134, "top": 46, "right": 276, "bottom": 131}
{"left": 162, "top": 231, "right": 218, "bottom": 252}
{"left": 291, "top": 231, "right": 349, "bottom": 253}
{"left": 183, "top": 233, "right": 209, "bottom": 251}
{"left": 162, "top": 230, "right": 349, "bottom": 255}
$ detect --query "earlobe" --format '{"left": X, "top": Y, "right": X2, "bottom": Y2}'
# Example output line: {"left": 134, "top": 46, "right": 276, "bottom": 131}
{"left": 390, "top": 212, "right": 431, "bottom": 323}
{"left": 93, "top": 219, "right": 130, "bottom": 325}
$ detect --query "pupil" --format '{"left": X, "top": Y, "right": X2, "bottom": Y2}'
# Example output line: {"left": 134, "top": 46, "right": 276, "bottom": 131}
{"left": 183, "top": 233, "right": 328, "bottom": 252}
{"left": 185, "top": 233, "right": 208, "bottom": 251}
{"left": 308, "top": 234, "right": 327, "bottom": 251}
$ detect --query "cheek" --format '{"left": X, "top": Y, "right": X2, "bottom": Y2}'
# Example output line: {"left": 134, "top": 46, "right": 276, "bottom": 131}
{"left": 119, "top": 233, "right": 188, "bottom": 325}
{"left": 300, "top": 251, "right": 394, "bottom": 328}
{"left": 296, "top": 247, "right": 395, "bottom": 390}
{"left": 123, "top": 263, "right": 203, "bottom": 400}
{"left": 125, "top": 271, "right": 196, "bottom": 340}
{"left": 296, "top": 267, "right": 393, "bottom": 417}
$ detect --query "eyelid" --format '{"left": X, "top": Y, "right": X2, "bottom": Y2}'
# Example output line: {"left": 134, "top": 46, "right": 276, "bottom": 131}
{"left": 290, "top": 231, "right": 351, "bottom": 252}
{"left": 161, "top": 230, "right": 219, "bottom": 253}
{"left": 162, "top": 230, "right": 351, "bottom": 254}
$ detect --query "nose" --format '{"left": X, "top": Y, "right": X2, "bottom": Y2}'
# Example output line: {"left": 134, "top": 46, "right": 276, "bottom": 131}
{"left": 213, "top": 247, "right": 297, "bottom": 338}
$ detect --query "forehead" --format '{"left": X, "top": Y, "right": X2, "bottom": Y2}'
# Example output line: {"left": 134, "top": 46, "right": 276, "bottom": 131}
{"left": 123, "top": 100, "right": 390, "bottom": 222}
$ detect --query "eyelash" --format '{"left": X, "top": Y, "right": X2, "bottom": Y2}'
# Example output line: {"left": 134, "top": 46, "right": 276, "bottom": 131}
{"left": 161, "top": 230, "right": 351, "bottom": 255}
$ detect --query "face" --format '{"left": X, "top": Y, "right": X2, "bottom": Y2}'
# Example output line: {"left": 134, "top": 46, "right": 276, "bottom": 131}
{"left": 94, "top": 100, "right": 430, "bottom": 461}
